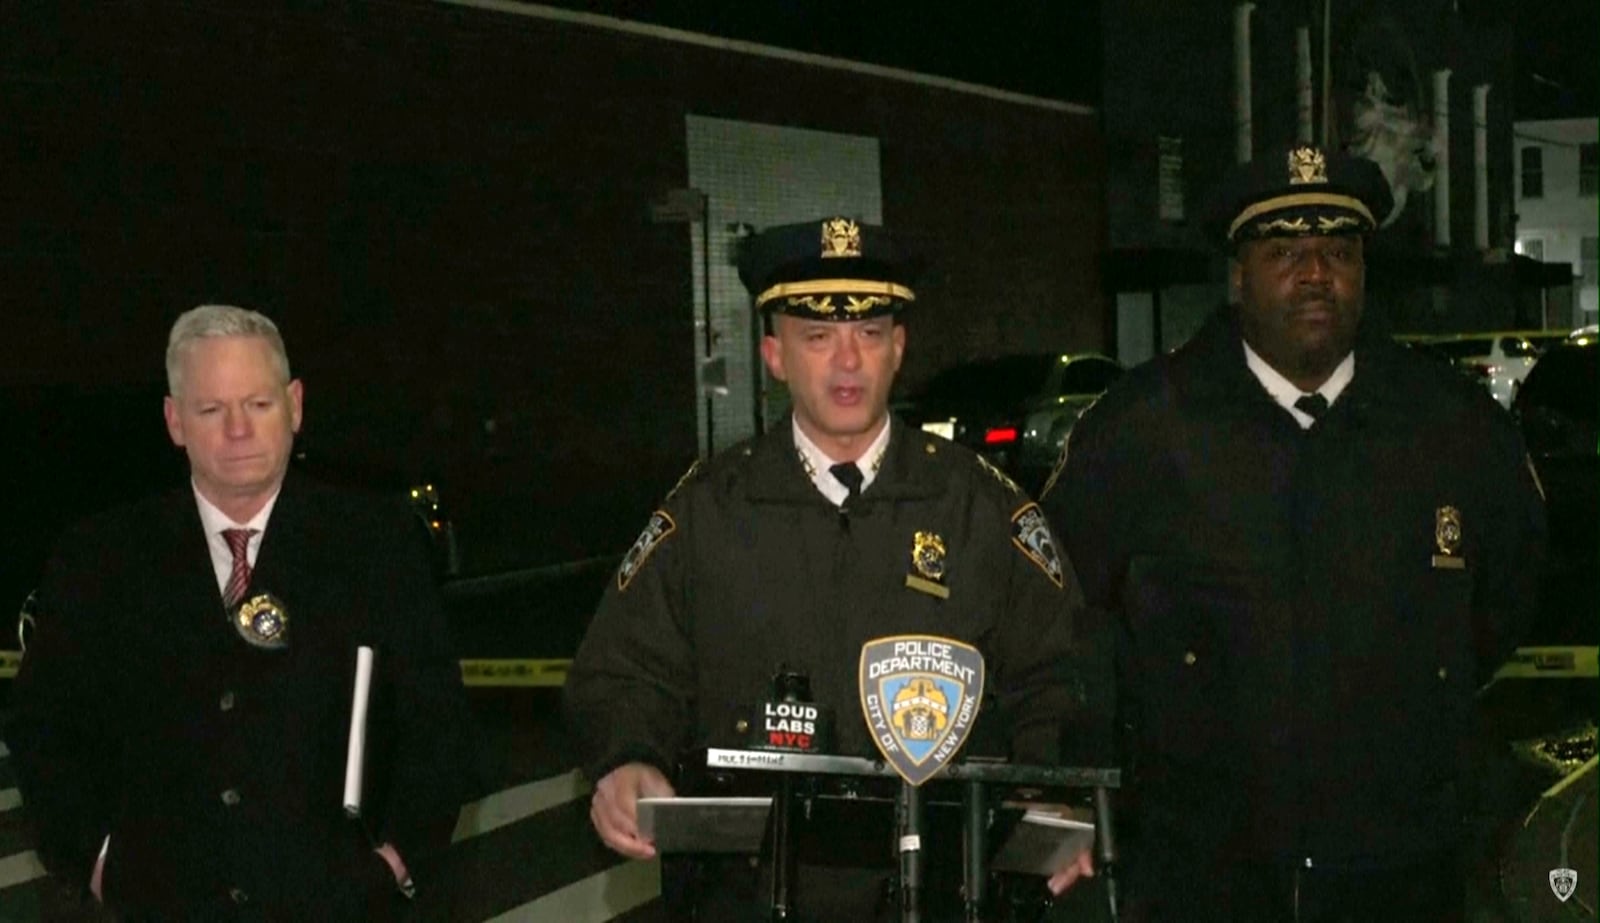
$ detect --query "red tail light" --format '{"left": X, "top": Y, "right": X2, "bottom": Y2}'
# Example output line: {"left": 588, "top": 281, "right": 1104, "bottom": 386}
{"left": 984, "top": 427, "right": 1019, "bottom": 445}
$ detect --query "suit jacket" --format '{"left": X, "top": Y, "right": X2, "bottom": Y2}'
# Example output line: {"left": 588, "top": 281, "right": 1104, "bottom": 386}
{"left": 1041, "top": 309, "right": 1545, "bottom": 880}
{"left": 7, "top": 471, "right": 474, "bottom": 919}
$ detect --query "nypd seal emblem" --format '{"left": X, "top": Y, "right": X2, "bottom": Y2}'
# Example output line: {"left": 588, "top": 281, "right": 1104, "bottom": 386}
{"left": 1011, "top": 502, "right": 1064, "bottom": 588}
{"left": 617, "top": 510, "right": 676, "bottom": 592}
{"left": 234, "top": 593, "right": 289, "bottom": 650}
{"left": 858, "top": 635, "right": 985, "bottom": 786}
{"left": 1550, "top": 867, "right": 1577, "bottom": 903}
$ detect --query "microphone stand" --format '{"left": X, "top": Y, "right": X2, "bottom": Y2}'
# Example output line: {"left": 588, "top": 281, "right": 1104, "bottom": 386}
{"left": 896, "top": 780, "right": 924, "bottom": 923}
{"left": 770, "top": 774, "right": 797, "bottom": 920}
{"left": 962, "top": 779, "right": 986, "bottom": 922}
{"left": 1095, "top": 785, "right": 1120, "bottom": 922}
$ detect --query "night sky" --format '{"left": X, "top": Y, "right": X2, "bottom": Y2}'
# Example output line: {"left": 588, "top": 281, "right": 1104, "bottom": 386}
{"left": 1507, "top": 4, "right": 1599, "bottom": 120}
{"left": 541, "top": 1, "right": 1593, "bottom": 120}
{"left": 537, "top": 1, "right": 1103, "bottom": 106}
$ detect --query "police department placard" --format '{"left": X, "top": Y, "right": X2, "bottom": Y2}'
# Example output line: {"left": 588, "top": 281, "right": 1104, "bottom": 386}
{"left": 859, "top": 635, "right": 986, "bottom": 786}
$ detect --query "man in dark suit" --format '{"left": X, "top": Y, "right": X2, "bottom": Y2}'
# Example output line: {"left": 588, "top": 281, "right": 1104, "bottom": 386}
{"left": 1040, "top": 147, "right": 1546, "bottom": 920}
{"left": 7, "top": 304, "right": 474, "bottom": 919}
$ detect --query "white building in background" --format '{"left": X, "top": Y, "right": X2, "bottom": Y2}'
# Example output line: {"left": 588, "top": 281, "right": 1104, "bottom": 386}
{"left": 1514, "top": 117, "right": 1599, "bottom": 326}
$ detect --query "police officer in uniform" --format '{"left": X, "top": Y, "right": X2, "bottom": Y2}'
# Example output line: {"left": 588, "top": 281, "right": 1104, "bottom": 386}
{"left": 1039, "top": 147, "right": 1547, "bottom": 921}
{"left": 566, "top": 217, "right": 1095, "bottom": 920}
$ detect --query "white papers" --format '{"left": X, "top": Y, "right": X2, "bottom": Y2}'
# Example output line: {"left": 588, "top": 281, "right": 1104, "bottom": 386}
{"left": 990, "top": 808, "right": 1097, "bottom": 877}
{"left": 342, "top": 645, "right": 375, "bottom": 817}
{"left": 636, "top": 796, "right": 773, "bottom": 854}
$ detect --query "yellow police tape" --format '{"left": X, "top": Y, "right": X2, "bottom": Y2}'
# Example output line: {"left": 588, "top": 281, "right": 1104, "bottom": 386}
{"left": 0, "top": 650, "right": 573, "bottom": 687}
{"left": 458, "top": 658, "right": 572, "bottom": 687}
{"left": 1491, "top": 646, "right": 1599, "bottom": 681}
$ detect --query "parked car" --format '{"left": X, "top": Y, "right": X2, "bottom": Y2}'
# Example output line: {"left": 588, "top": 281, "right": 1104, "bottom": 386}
{"left": 1396, "top": 336, "right": 1459, "bottom": 370}
{"left": 1396, "top": 329, "right": 1581, "bottom": 405}
{"left": 894, "top": 352, "right": 1122, "bottom": 493}
{"left": 1511, "top": 339, "right": 1597, "bottom": 644}
{"left": 1421, "top": 333, "right": 1543, "bottom": 408}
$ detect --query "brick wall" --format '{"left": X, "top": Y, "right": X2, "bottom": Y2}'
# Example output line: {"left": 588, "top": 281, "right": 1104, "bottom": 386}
{"left": 0, "top": 1, "right": 1104, "bottom": 568}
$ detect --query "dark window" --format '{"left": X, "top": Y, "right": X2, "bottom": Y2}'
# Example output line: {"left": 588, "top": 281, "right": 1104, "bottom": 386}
{"left": 1515, "top": 345, "right": 1598, "bottom": 434}
{"left": 1501, "top": 337, "right": 1539, "bottom": 358}
{"left": 1522, "top": 238, "right": 1545, "bottom": 261}
{"left": 1580, "top": 143, "right": 1599, "bottom": 197}
{"left": 918, "top": 354, "right": 1057, "bottom": 407}
{"left": 1583, "top": 237, "right": 1599, "bottom": 289}
{"left": 1057, "top": 357, "right": 1123, "bottom": 395}
{"left": 1522, "top": 146, "right": 1544, "bottom": 199}
{"left": 1430, "top": 338, "right": 1496, "bottom": 361}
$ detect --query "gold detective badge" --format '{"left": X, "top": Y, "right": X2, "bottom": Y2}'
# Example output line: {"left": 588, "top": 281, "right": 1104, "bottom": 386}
{"left": 235, "top": 593, "right": 290, "bottom": 650}
{"left": 905, "top": 531, "right": 950, "bottom": 599}
{"left": 1431, "top": 505, "right": 1465, "bottom": 570}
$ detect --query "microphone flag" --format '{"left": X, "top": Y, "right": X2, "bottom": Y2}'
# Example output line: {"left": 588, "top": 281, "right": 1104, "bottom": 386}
{"left": 858, "top": 635, "right": 985, "bottom": 786}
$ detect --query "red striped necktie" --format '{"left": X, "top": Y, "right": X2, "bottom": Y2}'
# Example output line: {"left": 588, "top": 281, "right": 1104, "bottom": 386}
{"left": 222, "top": 528, "right": 258, "bottom": 608}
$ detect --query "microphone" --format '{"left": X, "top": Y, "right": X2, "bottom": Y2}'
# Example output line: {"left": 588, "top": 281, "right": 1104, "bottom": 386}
{"left": 740, "top": 666, "right": 836, "bottom": 754}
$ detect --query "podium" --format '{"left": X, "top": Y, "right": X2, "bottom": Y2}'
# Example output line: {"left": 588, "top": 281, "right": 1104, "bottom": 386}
{"left": 652, "top": 747, "right": 1121, "bottom": 922}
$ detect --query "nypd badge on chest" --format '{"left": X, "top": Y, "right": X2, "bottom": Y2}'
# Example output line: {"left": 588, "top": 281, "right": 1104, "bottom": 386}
{"left": 859, "top": 635, "right": 985, "bottom": 786}
{"left": 234, "top": 593, "right": 289, "bottom": 650}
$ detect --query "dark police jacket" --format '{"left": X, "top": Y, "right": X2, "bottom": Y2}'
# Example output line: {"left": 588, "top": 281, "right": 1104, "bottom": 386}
{"left": 566, "top": 416, "right": 1084, "bottom": 919}
{"left": 7, "top": 472, "right": 474, "bottom": 919}
{"left": 1041, "top": 309, "right": 1546, "bottom": 874}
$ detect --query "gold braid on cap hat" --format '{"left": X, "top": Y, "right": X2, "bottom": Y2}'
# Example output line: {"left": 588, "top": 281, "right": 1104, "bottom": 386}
{"left": 1228, "top": 192, "right": 1375, "bottom": 241}
{"left": 756, "top": 278, "right": 916, "bottom": 310}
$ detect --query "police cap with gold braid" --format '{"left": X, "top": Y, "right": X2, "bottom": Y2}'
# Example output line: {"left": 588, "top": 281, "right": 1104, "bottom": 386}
{"left": 1211, "top": 144, "right": 1395, "bottom": 249}
{"left": 738, "top": 217, "right": 916, "bottom": 321}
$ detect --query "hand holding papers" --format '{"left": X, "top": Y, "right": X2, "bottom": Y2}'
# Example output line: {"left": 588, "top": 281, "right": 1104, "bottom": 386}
{"left": 990, "top": 806, "right": 1097, "bottom": 878}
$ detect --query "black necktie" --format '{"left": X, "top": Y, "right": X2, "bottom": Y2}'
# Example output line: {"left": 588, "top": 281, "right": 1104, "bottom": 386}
{"left": 1294, "top": 393, "right": 1330, "bottom": 421}
{"left": 829, "top": 462, "right": 864, "bottom": 504}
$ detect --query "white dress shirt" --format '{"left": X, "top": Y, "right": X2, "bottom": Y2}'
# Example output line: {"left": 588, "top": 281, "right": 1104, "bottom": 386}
{"left": 1243, "top": 341, "right": 1355, "bottom": 430}
{"left": 793, "top": 417, "right": 892, "bottom": 506}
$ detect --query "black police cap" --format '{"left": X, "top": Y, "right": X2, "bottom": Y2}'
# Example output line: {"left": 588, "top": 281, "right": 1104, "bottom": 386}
{"left": 1210, "top": 145, "right": 1395, "bottom": 249}
{"left": 737, "top": 217, "right": 916, "bottom": 321}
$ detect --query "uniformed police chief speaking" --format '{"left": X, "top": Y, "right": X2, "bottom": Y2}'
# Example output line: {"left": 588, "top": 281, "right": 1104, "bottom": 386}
{"left": 565, "top": 217, "right": 1095, "bottom": 920}
{"left": 1040, "top": 146, "right": 1547, "bottom": 921}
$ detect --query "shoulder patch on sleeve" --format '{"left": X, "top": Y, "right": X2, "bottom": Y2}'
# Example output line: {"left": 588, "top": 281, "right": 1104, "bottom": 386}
{"left": 617, "top": 510, "right": 676, "bottom": 592}
{"left": 974, "top": 454, "right": 1022, "bottom": 495}
{"left": 1010, "top": 501, "right": 1064, "bottom": 588}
